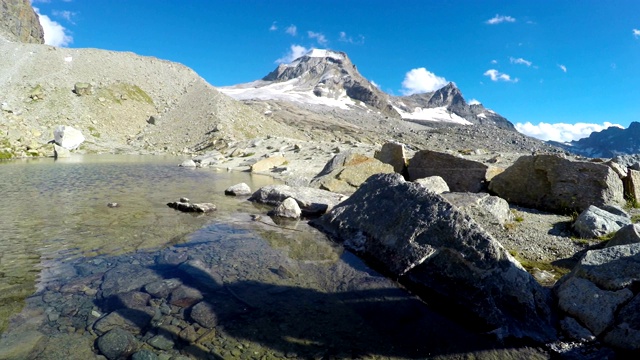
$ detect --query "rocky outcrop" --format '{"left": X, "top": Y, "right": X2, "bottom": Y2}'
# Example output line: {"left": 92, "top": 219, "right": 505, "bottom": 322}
{"left": 554, "top": 243, "right": 640, "bottom": 350}
{"left": 0, "top": 0, "right": 44, "bottom": 44}
{"left": 408, "top": 150, "right": 503, "bottom": 193}
{"left": 312, "top": 173, "right": 556, "bottom": 342}
{"left": 310, "top": 151, "right": 394, "bottom": 194}
{"left": 249, "top": 184, "right": 346, "bottom": 216}
{"left": 489, "top": 155, "right": 625, "bottom": 214}
{"left": 623, "top": 168, "right": 640, "bottom": 205}
{"left": 572, "top": 205, "right": 631, "bottom": 239}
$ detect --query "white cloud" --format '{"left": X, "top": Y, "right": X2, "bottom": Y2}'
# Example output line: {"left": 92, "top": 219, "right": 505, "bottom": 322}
{"left": 338, "top": 31, "right": 365, "bottom": 44}
{"left": 468, "top": 99, "right": 481, "bottom": 105}
{"left": 269, "top": 21, "right": 277, "bottom": 31}
{"left": 486, "top": 14, "right": 516, "bottom": 25}
{"left": 401, "top": 68, "right": 448, "bottom": 95}
{"left": 34, "top": 7, "right": 72, "bottom": 47}
{"left": 491, "top": 59, "right": 498, "bottom": 64}
{"left": 52, "top": 10, "right": 76, "bottom": 23}
{"left": 510, "top": 57, "right": 532, "bottom": 67}
{"left": 633, "top": 29, "right": 640, "bottom": 38}
{"left": 558, "top": 64, "right": 567, "bottom": 72}
{"left": 308, "top": 31, "right": 328, "bottom": 46}
{"left": 515, "top": 121, "right": 624, "bottom": 142}
{"left": 483, "top": 69, "right": 518, "bottom": 82}
{"left": 275, "top": 44, "right": 309, "bottom": 64}
{"left": 285, "top": 25, "right": 297, "bottom": 36}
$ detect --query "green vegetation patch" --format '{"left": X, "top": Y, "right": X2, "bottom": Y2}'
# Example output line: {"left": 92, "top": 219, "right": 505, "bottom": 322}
{"left": 96, "top": 83, "right": 154, "bottom": 105}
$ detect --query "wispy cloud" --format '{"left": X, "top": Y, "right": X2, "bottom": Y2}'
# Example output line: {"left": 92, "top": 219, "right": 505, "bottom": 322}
{"left": 338, "top": 31, "right": 364, "bottom": 44}
{"left": 633, "top": 29, "right": 640, "bottom": 38}
{"left": 510, "top": 57, "right": 532, "bottom": 67}
{"left": 285, "top": 25, "right": 297, "bottom": 36}
{"left": 486, "top": 14, "right": 516, "bottom": 25}
{"left": 275, "top": 44, "right": 309, "bottom": 64}
{"left": 269, "top": 21, "right": 277, "bottom": 31}
{"left": 34, "top": 7, "right": 73, "bottom": 47}
{"left": 401, "top": 68, "right": 448, "bottom": 95}
{"left": 516, "top": 122, "right": 623, "bottom": 142}
{"left": 558, "top": 64, "right": 567, "bottom": 73}
{"left": 308, "top": 31, "right": 328, "bottom": 46}
{"left": 52, "top": 10, "right": 77, "bottom": 24}
{"left": 490, "top": 59, "right": 498, "bottom": 64}
{"left": 483, "top": 69, "right": 518, "bottom": 82}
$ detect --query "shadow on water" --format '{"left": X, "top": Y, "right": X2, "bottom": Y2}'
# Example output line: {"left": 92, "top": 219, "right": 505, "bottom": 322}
{"left": 100, "top": 250, "right": 521, "bottom": 359}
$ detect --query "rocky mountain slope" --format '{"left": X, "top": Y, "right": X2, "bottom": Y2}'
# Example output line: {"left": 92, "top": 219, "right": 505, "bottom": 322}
{"left": 0, "top": 0, "right": 43, "bottom": 44}
{"left": 550, "top": 122, "right": 640, "bottom": 158}
{"left": 0, "top": 38, "right": 307, "bottom": 158}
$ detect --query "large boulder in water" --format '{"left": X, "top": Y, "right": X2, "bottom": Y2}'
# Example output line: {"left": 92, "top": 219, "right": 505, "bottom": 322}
{"left": 52, "top": 125, "right": 85, "bottom": 150}
{"left": 489, "top": 155, "right": 624, "bottom": 214}
{"left": 312, "top": 173, "right": 556, "bottom": 343}
{"left": 249, "top": 184, "right": 346, "bottom": 216}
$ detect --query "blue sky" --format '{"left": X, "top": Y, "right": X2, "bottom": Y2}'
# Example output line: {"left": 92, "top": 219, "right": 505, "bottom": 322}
{"left": 31, "top": 0, "right": 640, "bottom": 142}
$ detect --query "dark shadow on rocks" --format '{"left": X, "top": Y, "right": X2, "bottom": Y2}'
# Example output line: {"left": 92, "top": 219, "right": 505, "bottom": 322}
{"left": 135, "top": 256, "right": 546, "bottom": 359}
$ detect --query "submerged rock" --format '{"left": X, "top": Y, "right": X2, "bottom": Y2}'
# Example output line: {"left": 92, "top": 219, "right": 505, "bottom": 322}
{"left": 312, "top": 173, "right": 556, "bottom": 343}
{"left": 97, "top": 327, "right": 139, "bottom": 360}
{"left": 167, "top": 199, "right": 216, "bottom": 213}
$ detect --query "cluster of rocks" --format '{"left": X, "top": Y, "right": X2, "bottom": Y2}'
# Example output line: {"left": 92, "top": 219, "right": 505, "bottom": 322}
{"left": 230, "top": 141, "right": 640, "bottom": 356}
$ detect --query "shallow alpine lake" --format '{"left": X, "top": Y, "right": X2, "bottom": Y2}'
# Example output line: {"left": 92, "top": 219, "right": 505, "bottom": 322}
{"left": 0, "top": 155, "right": 515, "bottom": 359}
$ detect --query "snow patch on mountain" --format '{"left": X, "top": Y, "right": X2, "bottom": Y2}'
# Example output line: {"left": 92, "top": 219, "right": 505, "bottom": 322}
{"left": 393, "top": 106, "right": 472, "bottom": 125}
{"left": 220, "top": 79, "right": 357, "bottom": 110}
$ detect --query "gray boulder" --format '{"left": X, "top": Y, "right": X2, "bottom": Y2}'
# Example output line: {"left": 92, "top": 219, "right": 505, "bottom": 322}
{"left": 441, "top": 192, "right": 514, "bottom": 226}
{"left": 555, "top": 243, "right": 640, "bottom": 350}
{"left": 53, "top": 144, "right": 70, "bottom": 159}
{"left": 270, "top": 197, "right": 302, "bottom": 219}
{"left": 374, "top": 141, "right": 407, "bottom": 174}
{"left": 224, "top": 182, "right": 252, "bottom": 196}
{"left": 413, "top": 176, "right": 449, "bottom": 194}
{"left": 606, "top": 224, "right": 640, "bottom": 247}
{"left": 408, "top": 150, "right": 503, "bottom": 193}
{"left": 249, "top": 184, "right": 346, "bottom": 216}
{"left": 167, "top": 199, "right": 216, "bottom": 213}
{"left": 73, "top": 82, "right": 93, "bottom": 96}
{"left": 310, "top": 151, "right": 394, "bottom": 194}
{"left": 573, "top": 205, "right": 631, "bottom": 239}
{"left": 179, "top": 159, "right": 196, "bottom": 167}
{"left": 489, "top": 155, "right": 624, "bottom": 214}
{"left": 311, "top": 173, "right": 556, "bottom": 342}
{"left": 623, "top": 168, "right": 640, "bottom": 205}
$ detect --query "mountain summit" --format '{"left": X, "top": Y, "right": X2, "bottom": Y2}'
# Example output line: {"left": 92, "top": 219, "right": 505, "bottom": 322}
{"left": 221, "top": 49, "right": 514, "bottom": 129}
{"left": 222, "top": 49, "right": 398, "bottom": 118}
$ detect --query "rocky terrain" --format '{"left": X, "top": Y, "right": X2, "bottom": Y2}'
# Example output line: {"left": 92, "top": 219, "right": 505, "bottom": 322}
{"left": 4, "top": 2, "right": 640, "bottom": 358}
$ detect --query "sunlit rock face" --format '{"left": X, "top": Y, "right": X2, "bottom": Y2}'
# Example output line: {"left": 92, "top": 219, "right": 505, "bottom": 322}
{"left": 0, "top": 0, "right": 44, "bottom": 44}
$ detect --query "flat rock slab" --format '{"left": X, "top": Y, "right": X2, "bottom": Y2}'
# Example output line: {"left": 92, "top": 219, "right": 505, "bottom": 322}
{"left": 249, "top": 184, "right": 347, "bottom": 216}
{"left": 312, "top": 173, "right": 556, "bottom": 343}
{"left": 101, "top": 265, "right": 163, "bottom": 298}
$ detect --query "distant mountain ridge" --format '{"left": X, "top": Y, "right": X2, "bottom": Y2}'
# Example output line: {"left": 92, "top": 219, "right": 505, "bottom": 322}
{"left": 551, "top": 122, "right": 640, "bottom": 158}
{"left": 221, "top": 49, "right": 515, "bottom": 130}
